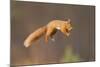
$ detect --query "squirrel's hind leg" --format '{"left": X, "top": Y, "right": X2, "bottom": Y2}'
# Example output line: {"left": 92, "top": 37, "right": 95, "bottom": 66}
{"left": 45, "top": 27, "right": 56, "bottom": 44}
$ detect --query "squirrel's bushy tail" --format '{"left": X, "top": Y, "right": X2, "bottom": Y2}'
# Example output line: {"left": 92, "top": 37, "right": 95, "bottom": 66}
{"left": 24, "top": 26, "right": 47, "bottom": 47}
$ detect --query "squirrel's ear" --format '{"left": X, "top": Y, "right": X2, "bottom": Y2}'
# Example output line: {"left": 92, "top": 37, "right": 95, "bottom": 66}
{"left": 65, "top": 19, "right": 71, "bottom": 23}
{"left": 67, "top": 19, "right": 71, "bottom": 23}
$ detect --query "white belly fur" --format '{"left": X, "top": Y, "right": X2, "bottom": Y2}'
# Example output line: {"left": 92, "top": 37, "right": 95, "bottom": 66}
{"left": 56, "top": 26, "right": 60, "bottom": 30}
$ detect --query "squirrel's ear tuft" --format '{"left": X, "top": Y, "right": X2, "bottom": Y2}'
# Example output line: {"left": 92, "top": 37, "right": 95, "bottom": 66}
{"left": 66, "top": 19, "right": 71, "bottom": 22}
{"left": 67, "top": 19, "right": 71, "bottom": 23}
{"left": 65, "top": 19, "right": 71, "bottom": 23}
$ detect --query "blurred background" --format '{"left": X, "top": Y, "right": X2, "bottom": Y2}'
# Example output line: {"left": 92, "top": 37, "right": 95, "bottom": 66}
{"left": 11, "top": 0, "right": 95, "bottom": 66}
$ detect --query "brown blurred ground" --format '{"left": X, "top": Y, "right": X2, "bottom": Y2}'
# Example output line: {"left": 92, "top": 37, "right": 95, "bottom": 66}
{"left": 11, "top": 1, "right": 95, "bottom": 66}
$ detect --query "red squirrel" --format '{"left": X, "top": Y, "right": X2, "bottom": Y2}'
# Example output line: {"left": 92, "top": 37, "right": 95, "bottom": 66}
{"left": 24, "top": 19, "right": 72, "bottom": 47}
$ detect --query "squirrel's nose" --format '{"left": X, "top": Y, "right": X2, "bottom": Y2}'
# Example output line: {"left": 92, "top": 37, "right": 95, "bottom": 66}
{"left": 68, "top": 27, "right": 72, "bottom": 31}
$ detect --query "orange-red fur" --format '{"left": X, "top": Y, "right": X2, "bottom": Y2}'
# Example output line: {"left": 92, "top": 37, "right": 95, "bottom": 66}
{"left": 24, "top": 19, "right": 72, "bottom": 47}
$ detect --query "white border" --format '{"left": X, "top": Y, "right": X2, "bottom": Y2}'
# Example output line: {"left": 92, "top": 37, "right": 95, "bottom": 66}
{"left": 0, "top": 0, "right": 10, "bottom": 67}
{"left": 17, "top": 0, "right": 95, "bottom": 5}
